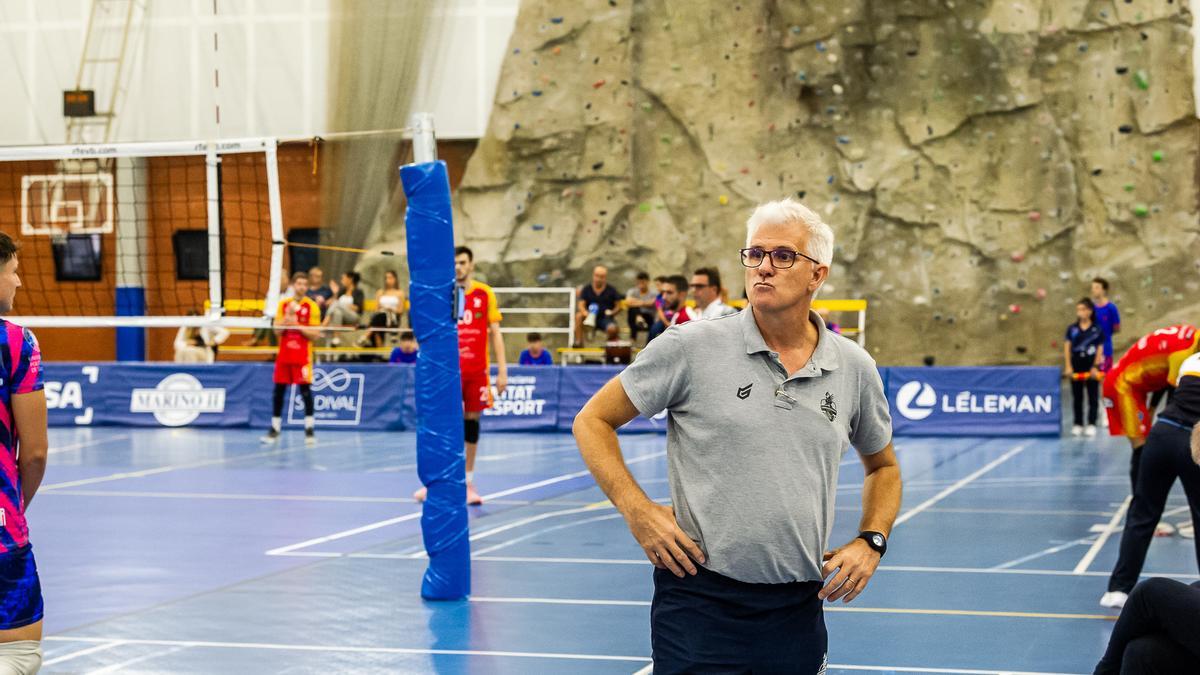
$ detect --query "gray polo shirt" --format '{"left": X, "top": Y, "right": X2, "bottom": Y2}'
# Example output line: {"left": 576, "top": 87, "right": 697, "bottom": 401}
{"left": 619, "top": 307, "right": 892, "bottom": 584}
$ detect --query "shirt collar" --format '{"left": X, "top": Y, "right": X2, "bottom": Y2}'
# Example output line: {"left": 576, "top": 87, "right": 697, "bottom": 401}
{"left": 740, "top": 306, "right": 841, "bottom": 372}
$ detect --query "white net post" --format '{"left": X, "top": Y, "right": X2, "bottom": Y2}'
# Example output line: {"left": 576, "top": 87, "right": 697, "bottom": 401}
{"left": 411, "top": 113, "right": 437, "bottom": 164}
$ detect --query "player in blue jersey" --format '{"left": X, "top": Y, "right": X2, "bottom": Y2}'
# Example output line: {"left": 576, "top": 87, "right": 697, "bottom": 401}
{"left": 0, "top": 233, "right": 48, "bottom": 673}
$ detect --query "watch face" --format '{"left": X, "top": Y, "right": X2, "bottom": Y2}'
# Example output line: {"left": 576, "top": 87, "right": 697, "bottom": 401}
{"left": 872, "top": 535, "right": 884, "bottom": 547}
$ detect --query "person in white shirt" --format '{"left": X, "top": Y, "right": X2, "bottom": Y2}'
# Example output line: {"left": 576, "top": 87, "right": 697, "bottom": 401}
{"left": 173, "top": 312, "right": 230, "bottom": 363}
{"left": 690, "top": 267, "right": 739, "bottom": 320}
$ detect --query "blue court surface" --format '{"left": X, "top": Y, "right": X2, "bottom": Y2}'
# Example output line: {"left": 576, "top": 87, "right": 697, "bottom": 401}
{"left": 30, "top": 426, "right": 1199, "bottom": 674}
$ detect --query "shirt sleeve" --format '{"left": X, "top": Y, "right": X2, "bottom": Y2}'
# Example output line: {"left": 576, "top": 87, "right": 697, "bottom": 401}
{"left": 1112, "top": 304, "right": 1121, "bottom": 326}
{"left": 486, "top": 287, "right": 503, "bottom": 323}
{"left": 306, "top": 299, "right": 321, "bottom": 326}
{"left": 618, "top": 328, "right": 690, "bottom": 418}
{"left": 849, "top": 350, "right": 891, "bottom": 455}
{"left": 10, "top": 328, "right": 44, "bottom": 395}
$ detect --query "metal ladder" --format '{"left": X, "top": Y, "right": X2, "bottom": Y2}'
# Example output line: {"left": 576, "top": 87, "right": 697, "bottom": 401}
{"left": 66, "top": 0, "right": 148, "bottom": 144}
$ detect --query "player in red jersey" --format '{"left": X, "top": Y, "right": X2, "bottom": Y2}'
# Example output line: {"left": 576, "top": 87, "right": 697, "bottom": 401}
{"left": 1103, "top": 324, "right": 1199, "bottom": 491}
{"left": 262, "top": 272, "right": 322, "bottom": 446}
{"left": 415, "top": 246, "right": 508, "bottom": 505}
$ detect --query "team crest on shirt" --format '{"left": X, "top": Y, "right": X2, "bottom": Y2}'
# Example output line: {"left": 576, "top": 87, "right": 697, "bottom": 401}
{"left": 821, "top": 392, "right": 837, "bottom": 422}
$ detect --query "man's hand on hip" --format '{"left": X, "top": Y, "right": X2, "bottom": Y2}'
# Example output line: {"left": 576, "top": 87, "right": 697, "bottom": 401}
{"left": 819, "top": 539, "right": 881, "bottom": 603}
{"left": 625, "top": 502, "right": 704, "bottom": 578}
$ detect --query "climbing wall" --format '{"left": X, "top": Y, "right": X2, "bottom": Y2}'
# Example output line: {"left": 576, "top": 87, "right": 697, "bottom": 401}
{"left": 453, "top": 0, "right": 1199, "bottom": 364}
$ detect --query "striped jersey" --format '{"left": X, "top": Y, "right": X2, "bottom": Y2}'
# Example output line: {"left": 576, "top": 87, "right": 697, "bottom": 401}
{"left": 0, "top": 321, "right": 43, "bottom": 553}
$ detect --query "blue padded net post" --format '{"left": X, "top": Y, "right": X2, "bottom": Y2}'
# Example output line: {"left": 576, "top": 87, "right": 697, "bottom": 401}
{"left": 401, "top": 160, "right": 469, "bottom": 600}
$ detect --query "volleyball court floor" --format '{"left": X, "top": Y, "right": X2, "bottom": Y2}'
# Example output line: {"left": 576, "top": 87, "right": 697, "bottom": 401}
{"left": 28, "top": 425, "right": 1199, "bottom": 674}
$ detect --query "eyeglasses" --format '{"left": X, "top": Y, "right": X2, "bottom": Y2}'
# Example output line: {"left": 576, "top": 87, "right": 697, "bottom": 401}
{"left": 739, "top": 247, "right": 821, "bottom": 269}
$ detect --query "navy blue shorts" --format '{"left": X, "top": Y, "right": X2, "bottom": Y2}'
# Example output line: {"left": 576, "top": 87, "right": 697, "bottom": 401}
{"left": 651, "top": 565, "right": 827, "bottom": 674}
{"left": 0, "top": 545, "right": 43, "bottom": 630}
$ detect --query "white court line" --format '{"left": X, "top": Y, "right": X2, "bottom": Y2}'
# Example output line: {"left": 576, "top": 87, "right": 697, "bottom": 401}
{"left": 40, "top": 636, "right": 650, "bottom": 663}
{"left": 401, "top": 505, "right": 617, "bottom": 559}
{"left": 40, "top": 445, "right": 297, "bottom": 491}
{"left": 893, "top": 443, "right": 1030, "bottom": 527}
{"left": 1074, "top": 495, "right": 1131, "bottom": 575}
{"left": 265, "top": 451, "right": 664, "bottom": 557}
{"left": 991, "top": 537, "right": 1097, "bottom": 570}
{"left": 36, "top": 637, "right": 1083, "bottom": 674}
{"left": 472, "top": 513, "right": 626, "bottom": 556}
{"left": 48, "top": 434, "right": 131, "bottom": 455}
{"left": 632, "top": 665, "right": 653, "bottom": 675}
{"left": 87, "top": 645, "right": 190, "bottom": 674}
{"left": 40, "top": 640, "right": 127, "bottom": 666}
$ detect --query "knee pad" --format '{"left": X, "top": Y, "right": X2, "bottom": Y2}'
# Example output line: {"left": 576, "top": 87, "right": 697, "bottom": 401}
{"left": 464, "top": 418, "right": 480, "bottom": 444}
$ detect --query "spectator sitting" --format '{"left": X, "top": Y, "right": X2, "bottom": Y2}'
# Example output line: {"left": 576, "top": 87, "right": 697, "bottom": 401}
{"left": 174, "top": 311, "right": 230, "bottom": 363}
{"left": 306, "top": 266, "right": 334, "bottom": 314}
{"left": 626, "top": 271, "right": 657, "bottom": 344}
{"left": 690, "top": 267, "right": 738, "bottom": 320}
{"left": 519, "top": 332, "right": 554, "bottom": 366}
{"left": 649, "top": 276, "right": 684, "bottom": 341}
{"left": 323, "top": 271, "right": 365, "bottom": 339}
{"left": 388, "top": 331, "right": 419, "bottom": 364}
{"left": 574, "top": 265, "right": 621, "bottom": 347}
{"left": 671, "top": 274, "right": 699, "bottom": 326}
{"left": 366, "top": 270, "right": 406, "bottom": 348}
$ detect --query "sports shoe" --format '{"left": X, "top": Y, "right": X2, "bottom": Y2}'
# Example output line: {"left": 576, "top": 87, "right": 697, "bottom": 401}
{"left": 413, "top": 486, "right": 428, "bottom": 503}
{"left": 1155, "top": 522, "right": 1176, "bottom": 537}
{"left": 1178, "top": 521, "right": 1194, "bottom": 539}
{"left": 467, "top": 482, "right": 483, "bottom": 506}
{"left": 1071, "top": 425, "right": 1083, "bottom": 436}
{"left": 305, "top": 428, "right": 316, "bottom": 447}
{"left": 1085, "top": 425, "right": 1097, "bottom": 437}
{"left": 260, "top": 429, "right": 280, "bottom": 444}
{"left": 1100, "top": 591, "right": 1128, "bottom": 609}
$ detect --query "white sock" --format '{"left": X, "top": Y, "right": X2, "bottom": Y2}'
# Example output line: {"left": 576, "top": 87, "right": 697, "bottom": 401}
{"left": 466, "top": 471, "right": 475, "bottom": 484}
{"left": 304, "top": 416, "right": 315, "bottom": 431}
{"left": 271, "top": 417, "right": 281, "bottom": 433}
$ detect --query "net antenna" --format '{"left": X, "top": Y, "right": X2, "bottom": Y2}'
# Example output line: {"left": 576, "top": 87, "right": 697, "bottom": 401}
{"left": 0, "top": 137, "right": 286, "bottom": 331}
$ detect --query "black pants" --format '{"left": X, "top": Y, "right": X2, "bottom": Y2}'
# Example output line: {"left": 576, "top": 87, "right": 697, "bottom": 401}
{"left": 628, "top": 307, "right": 655, "bottom": 343}
{"left": 1094, "top": 578, "right": 1200, "bottom": 674}
{"left": 273, "top": 384, "right": 313, "bottom": 417}
{"left": 651, "top": 565, "right": 826, "bottom": 674}
{"left": 1108, "top": 422, "right": 1200, "bottom": 593}
{"left": 1072, "top": 377, "right": 1099, "bottom": 426}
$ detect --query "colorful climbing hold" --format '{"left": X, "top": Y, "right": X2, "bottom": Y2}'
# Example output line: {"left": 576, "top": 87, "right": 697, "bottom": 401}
{"left": 1133, "top": 70, "right": 1149, "bottom": 90}
{"left": 638, "top": 203, "right": 652, "bottom": 213}
{"left": 815, "top": 41, "right": 826, "bottom": 53}
{"left": 836, "top": 136, "right": 850, "bottom": 144}
{"left": 532, "top": 223, "right": 546, "bottom": 231}
{"left": 1011, "top": 251, "right": 1025, "bottom": 263}
{"left": 1028, "top": 211, "right": 1041, "bottom": 222}
{"left": 1132, "top": 203, "right": 1149, "bottom": 217}
{"left": 552, "top": 46, "right": 562, "bottom": 55}
{"left": 532, "top": 90, "right": 543, "bottom": 97}
{"left": 1036, "top": 288, "right": 1047, "bottom": 300}
{"left": 550, "top": 17, "right": 564, "bottom": 24}
{"left": 593, "top": 79, "right": 606, "bottom": 89}
{"left": 1123, "top": 184, "right": 1135, "bottom": 192}
{"left": 1118, "top": 124, "right": 1133, "bottom": 134}
{"left": 718, "top": 195, "right": 729, "bottom": 206}
{"left": 1151, "top": 150, "right": 1163, "bottom": 162}
{"left": 1009, "top": 304, "right": 1021, "bottom": 314}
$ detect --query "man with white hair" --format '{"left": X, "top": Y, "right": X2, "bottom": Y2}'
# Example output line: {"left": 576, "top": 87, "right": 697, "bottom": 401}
{"left": 573, "top": 198, "right": 902, "bottom": 673}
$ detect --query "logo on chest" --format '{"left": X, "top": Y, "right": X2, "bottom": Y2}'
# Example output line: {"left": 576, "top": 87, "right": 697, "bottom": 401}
{"left": 821, "top": 391, "right": 837, "bottom": 422}
{"left": 736, "top": 383, "right": 753, "bottom": 400}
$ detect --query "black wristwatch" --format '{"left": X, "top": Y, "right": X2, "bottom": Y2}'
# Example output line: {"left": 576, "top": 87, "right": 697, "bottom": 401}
{"left": 857, "top": 531, "right": 887, "bottom": 557}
